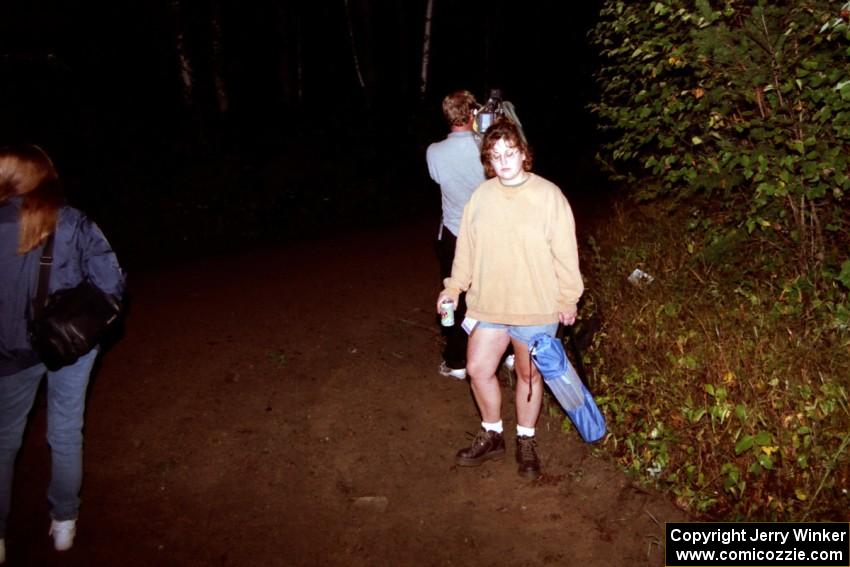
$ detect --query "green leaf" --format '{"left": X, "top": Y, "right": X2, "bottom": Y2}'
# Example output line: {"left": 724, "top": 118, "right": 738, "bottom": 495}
{"left": 735, "top": 435, "right": 754, "bottom": 455}
{"left": 689, "top": 408, "right": 707, "bottom": 423}
{"left": 681, "top": 355, "right": 698, "bottom": 369}
{"left": 756, "top": 182, "right": 776, "bottom": 196}
{"left": 754, "top": 431, "right": 772, "bottom": 446}
{"left": 837, "top": 260, "right": 850, "bottom": 290}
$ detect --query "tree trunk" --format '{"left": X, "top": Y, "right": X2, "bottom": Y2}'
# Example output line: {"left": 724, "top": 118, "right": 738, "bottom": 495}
{"left": 210, "top": 0, "right": 229, "bottom": 114}
{"left": 344, "top": 0, "right": 367, "bottom": 96}
{"left": 170, "top": 0, "right": 194, "bottom": 108}
{"left": 419, "top": 0, "right": 434, "bottom": 99}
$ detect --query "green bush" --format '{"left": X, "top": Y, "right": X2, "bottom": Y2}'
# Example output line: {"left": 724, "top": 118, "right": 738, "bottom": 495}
{"left": 592, "top": 0, "right": 850, "bottom": 275}
{"left": 585, "top": 0, "right": 850, "bottom": 519}
{"left": 581, "top": 202, "right": 850, "bottom": 520}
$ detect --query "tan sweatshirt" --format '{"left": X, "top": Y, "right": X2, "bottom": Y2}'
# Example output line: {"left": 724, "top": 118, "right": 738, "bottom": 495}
{"left": 442, "top": 173, "right": 584, "bottom": 325}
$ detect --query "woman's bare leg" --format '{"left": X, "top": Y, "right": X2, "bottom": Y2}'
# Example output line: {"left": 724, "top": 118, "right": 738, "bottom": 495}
{"left": 511, "top": 339, "right": 543, "bottom": 428}
{"left": 466, "top": 328, "right": 511, "bottom": 423}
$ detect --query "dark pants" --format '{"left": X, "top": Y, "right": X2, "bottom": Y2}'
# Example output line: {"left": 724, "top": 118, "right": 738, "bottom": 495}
{"left": 437, "top": 228, "right": 467, "bottom": 369}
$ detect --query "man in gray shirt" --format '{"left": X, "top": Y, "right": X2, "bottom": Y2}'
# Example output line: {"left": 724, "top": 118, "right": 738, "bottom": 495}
{"left": 426, "top": 90, "right": 486, "bottom": 380}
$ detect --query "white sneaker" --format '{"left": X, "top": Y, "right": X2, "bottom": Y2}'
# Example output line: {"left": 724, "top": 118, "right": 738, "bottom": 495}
{"left": 0, "top": 537, "right": 5, "bottom": 564}
{"left": 503, "top": 354, "right": 515, "bottom": 370}
{"left": 438, "top": 362, "right": 467, "bottom": 380}
{"left": 49, "top": 519, "right": 76, "bottom": 552}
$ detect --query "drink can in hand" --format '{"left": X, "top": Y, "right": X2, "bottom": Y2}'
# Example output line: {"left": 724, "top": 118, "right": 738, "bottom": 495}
{"left": 440, "top": 300, "right": 455, "bottom": 327}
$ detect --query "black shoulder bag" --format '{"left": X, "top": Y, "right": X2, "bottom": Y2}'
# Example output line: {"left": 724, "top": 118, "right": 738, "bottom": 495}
{"left": 28, "top": 233, "right": 122, "bottom": 371}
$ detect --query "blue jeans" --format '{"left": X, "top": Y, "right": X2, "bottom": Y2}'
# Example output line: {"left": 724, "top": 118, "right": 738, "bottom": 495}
{"left": 0, "top": 348, "right": 98, "bottom": 537}
{"left": 476, "top": 321, "right": 558, "bottom": 344}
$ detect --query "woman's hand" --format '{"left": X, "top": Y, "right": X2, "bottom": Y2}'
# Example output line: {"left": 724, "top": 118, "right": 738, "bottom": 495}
{"left": 558, "top": 304, "right": 578, "bottom": 326}
{"left": 436, "top": 290, "right": 459, "bottom": 314}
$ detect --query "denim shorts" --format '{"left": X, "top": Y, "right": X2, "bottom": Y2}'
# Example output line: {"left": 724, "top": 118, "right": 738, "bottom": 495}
{"left": 476, "top": 321, "right": 558, "bottom": 344}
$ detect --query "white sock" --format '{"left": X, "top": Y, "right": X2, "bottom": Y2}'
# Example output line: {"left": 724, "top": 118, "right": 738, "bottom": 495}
{"left": 481, "top": 420, "right": 503, "bottom": 433}
{"left": 517, "top": 425, "right": 535, "bottom": 437}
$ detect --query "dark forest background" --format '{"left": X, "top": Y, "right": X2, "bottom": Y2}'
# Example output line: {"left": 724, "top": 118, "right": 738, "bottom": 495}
{"left": 1, "top": 0, "right": 605, "bottom": 267}
{"left": 6, "top": 1, "right": 850, "bottom": 522}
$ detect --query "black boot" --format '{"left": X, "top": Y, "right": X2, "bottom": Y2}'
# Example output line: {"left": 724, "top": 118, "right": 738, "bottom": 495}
{"left": 455, "top": 429, "right": 506, "bottom": 466}
{"left": 516, "top": 435, "right": 541, "bottom": 479}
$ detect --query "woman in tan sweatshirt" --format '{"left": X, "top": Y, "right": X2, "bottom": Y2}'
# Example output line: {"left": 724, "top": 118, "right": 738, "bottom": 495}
{"left": 436, "top": 120, "right": 584, "bottom": 479}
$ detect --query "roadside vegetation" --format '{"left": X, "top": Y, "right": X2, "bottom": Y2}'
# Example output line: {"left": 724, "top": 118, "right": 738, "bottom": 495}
{"left": 581, "top": 0, "right": 850, "bottom": 520}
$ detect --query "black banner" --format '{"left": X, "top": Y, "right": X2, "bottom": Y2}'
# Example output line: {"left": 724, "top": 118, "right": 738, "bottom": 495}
{"left": 666, "top": 522, "right": 849, "bottom": 567}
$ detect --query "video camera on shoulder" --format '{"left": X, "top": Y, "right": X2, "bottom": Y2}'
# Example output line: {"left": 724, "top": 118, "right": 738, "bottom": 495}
{"left": 473, "top": 88, "right": 503, "bottom": 135}
{"left": 473, "top": 88, "right": 527, "bottom": 144}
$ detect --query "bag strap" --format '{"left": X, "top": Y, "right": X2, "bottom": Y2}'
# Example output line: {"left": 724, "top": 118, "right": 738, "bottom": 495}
{"left": 33, "top": 232, "right": 55, "bottom": 319}
{"left": 527, "top": 325, "right": 564, "bottom": 403}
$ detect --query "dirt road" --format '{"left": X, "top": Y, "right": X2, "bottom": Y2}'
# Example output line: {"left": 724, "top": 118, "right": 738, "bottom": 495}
{"left": 6, "top": 216, "right": 689, "bottom": 566}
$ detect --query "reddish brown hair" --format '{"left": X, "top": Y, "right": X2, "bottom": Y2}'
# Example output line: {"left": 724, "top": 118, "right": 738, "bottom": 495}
{"left": 0, "top": 145, "right": 63, "bottom": 254}
{"left": 480, "top": 119, "right": 533, "bottom": 178}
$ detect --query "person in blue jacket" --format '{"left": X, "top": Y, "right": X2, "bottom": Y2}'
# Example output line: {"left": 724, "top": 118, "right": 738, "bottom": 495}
{"left": 0, "top": 145, "right": 126, "bottom": 561}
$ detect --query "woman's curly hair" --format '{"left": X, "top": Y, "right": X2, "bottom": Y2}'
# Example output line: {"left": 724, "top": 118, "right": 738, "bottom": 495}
{"left": 480, "top": 119, "right": 533, "bottom": 179}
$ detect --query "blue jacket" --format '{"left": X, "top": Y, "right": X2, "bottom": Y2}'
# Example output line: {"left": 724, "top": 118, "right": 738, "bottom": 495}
{"left": 0, "top": 198, "right": 126, "bottom": 376}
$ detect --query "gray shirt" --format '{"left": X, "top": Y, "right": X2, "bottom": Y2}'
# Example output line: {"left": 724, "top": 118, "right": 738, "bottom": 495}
{"left": 426, "top": 131, "right": 486, "bottom": 237}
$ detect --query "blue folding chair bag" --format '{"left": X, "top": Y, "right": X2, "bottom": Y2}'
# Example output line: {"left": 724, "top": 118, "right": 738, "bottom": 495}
{"left": 528, "top": 332, "right": 607, "bottom": 443}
